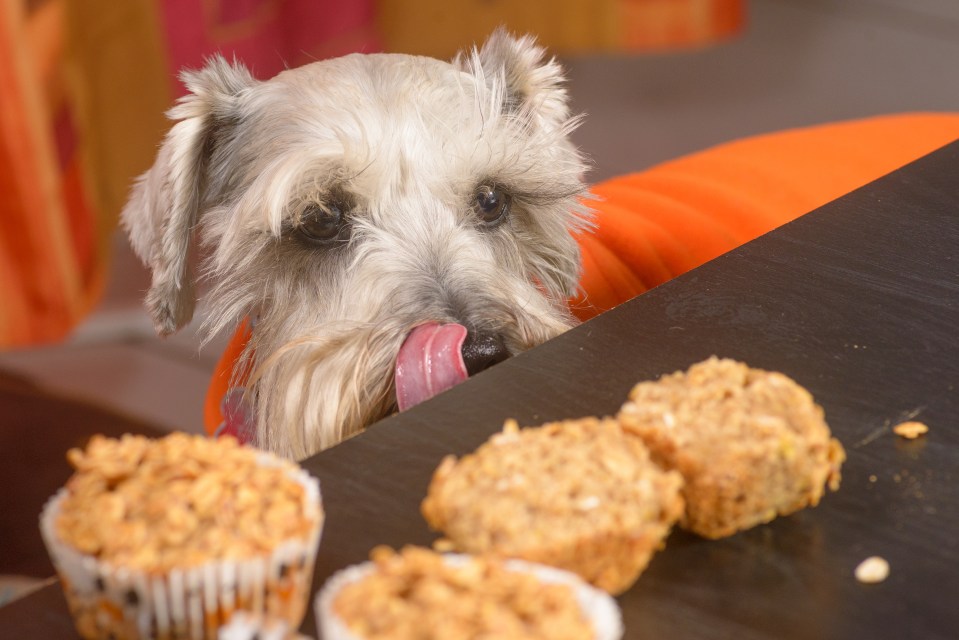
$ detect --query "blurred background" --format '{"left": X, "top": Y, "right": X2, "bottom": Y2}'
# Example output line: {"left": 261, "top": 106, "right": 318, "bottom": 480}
{"left": 1, "top": 0, "right": 958, "bottom": 604}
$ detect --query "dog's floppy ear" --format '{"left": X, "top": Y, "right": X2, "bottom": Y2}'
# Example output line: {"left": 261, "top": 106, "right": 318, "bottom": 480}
{"left": 121, "top": 55, "right": 255, "bottom": 336}
{"left": 467, "top": 28, "right": 570, "bottom": 128}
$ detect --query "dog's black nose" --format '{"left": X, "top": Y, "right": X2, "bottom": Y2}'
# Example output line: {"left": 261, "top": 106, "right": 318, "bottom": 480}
{"left": 461, "top": 333, "right": 510, "bottom": 376}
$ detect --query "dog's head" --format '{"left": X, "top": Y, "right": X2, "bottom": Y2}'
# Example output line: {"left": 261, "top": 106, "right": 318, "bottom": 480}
{"left": 122, "top": 30, "right": 591, "bottom": 458}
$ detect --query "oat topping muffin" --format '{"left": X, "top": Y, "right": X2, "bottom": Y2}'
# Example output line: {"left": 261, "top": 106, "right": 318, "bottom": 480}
{"left": 421, "top": 417, "right": 684, "bottom": 594}
{"left": 40, "top": 432, "right": 324, "bottom": 640}
{"left": 316, "top": 546, "right": 623, "bottom": 640}
{"left": 618, "top": 357, "right": 845, "bottom": 539}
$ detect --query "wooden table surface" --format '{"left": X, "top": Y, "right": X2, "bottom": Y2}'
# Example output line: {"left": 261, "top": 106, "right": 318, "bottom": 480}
{"left": 2, "top": 141, "right": 957, "bottom": 639}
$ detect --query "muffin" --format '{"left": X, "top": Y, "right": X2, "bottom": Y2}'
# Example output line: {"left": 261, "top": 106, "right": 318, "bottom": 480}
{"left": 315, "top": 546, "right": 623, "bottom": 640}
{"left": 39, "top": 433, "right": 324, "bottom": 640}
{"left": 617, "top": 357, "right": 846, "bottom": 539}
{"left": 421, "top": 417, "right": 684, "bottom": 594}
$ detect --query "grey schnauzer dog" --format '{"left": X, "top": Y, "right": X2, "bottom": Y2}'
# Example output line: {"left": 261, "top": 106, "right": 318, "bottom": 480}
{"left": 122, "top": 29, "right": 591, "bottom": 459}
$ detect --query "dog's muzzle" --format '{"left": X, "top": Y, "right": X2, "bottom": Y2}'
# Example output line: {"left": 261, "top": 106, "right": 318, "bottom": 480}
{"left": 394, "top": 322, "right": 509, "bottom": 411}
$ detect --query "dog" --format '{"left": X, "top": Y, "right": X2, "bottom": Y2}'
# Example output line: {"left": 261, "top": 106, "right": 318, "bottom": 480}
{"left": 122, "top": 29, "right": 591, "bottom": 459}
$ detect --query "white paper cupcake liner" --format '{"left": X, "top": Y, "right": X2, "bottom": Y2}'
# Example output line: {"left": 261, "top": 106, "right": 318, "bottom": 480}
{"left": 314, "top": 553, "right": 624, "bottom": 640}
{"left": 40, "top": 465, "right": 322, "bottom": 640}
{"left": 216, "top": 611, "right": 313, "bottom": 640}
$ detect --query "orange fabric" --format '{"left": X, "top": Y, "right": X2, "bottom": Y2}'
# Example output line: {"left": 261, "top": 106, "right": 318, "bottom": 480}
{"left": 204, "top": 113, "right": 959, "bottom": 435}
{"left": 571, "top": 113, "right": 959, "bottom": 320}
{"left": 204, "top": 319, "right": 254, "bottom": 434}
{"left": 0, "top": 0, "right": 102, "bottom": 346}
{"left": 621, "top": 0, "right": 744, "bottom": 51}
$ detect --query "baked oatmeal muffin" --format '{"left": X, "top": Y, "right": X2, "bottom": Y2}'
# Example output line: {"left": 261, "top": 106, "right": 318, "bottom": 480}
{"left": 617, "top": 357, "right": 845, "bottom": 539}
{"left": 39, "top": 433, "right": 324, "bottom": 640}
{"left": 421, "top": 417, "right": 684, "bottom": 594}
{"left": 315, "top": 546, "right": 623, "bottom": 640}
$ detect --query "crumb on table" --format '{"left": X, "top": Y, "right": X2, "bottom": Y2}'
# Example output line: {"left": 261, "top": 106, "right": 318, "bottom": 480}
{"left": 892, "top": 421, "right": 928, "bottom": 440}
{"left": 855, "top": 556, "right": 890, "bottom": 584}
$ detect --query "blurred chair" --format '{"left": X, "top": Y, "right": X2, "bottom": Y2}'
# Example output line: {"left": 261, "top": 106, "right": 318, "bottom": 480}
{"left": 378, "top": 0, "right": 744, "bottom": 56}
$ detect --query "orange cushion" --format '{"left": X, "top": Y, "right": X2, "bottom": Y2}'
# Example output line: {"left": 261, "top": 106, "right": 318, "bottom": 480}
{"left": 571, "top": 113, "right": 959, "bottom": 320}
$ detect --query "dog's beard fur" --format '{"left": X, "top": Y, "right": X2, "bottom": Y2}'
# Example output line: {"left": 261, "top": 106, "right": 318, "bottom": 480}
{"left": 121, "top": 30, "right": 592, "bottom": 459}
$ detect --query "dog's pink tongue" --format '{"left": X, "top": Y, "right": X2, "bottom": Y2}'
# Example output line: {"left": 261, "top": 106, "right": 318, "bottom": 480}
{"left": 395, "top": 322, "right": 469, "bottom": 411}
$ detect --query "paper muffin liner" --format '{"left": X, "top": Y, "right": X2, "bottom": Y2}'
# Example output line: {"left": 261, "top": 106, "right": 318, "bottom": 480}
{"left": 40, "top": 462, "right": 323, "bottom": 640}
{"left": 216, "top": 611, "right": 312, "bottom": 640}
{"left": 314, "top": 554, "right": 624, "bottom": 640}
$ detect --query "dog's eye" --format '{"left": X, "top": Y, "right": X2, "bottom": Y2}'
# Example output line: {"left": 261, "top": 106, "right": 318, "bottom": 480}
{"left": 472, "top": 185, "right": 511, "bottom": 226}
{"left": 298, "top": 202, "right": 346, "bottom": 243}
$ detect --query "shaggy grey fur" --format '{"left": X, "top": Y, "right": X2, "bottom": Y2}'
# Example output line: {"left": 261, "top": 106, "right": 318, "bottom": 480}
{"left": 122, "top": 30, "right": 591, "bottom": 459}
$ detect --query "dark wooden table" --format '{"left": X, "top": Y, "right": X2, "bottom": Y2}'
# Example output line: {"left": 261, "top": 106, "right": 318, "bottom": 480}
{"left": 2, "top": 141, "right": 957, "bottom": 639}
{"left": 0, "top": 372, "right": 165, "bottom": 580}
